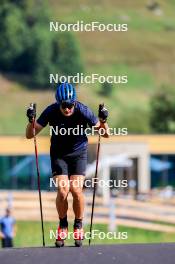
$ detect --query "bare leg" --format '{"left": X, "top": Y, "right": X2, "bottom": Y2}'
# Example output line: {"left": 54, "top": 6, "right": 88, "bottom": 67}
{"left": 69, "top": 175, "right": 84, "bottom": 219}
{"left": 53, "top": 175, "right": 69, "bottom": 218}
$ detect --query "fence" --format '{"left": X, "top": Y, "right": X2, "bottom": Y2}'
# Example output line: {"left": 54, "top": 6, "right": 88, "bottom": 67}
{"left": 0, "top": 190, "right": 175, "bottom": 233}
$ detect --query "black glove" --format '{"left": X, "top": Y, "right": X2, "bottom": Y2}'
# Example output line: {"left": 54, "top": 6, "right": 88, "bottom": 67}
{"left": 98, "top": 104, "right": 108, "bottom": 123}
{"left": 26, "top": 103, "right": 36, "bottom": 123}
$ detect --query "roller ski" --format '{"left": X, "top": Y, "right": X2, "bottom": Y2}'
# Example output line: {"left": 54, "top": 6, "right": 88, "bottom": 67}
{"left": 74, "top": 227, "right": 84, "bottom": 247}
{"left": 55, "top": 226, "right": 68, "bottom": 248}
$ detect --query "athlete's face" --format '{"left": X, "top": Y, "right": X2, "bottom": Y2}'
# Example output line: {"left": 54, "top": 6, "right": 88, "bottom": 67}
{"left": 60, "top": 102, "right": 75, "bottom": 116}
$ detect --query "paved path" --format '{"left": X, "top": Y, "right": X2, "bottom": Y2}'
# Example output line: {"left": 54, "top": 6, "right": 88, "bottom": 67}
{"left": 0, "top": 243, "right": 175, "bottom": 264}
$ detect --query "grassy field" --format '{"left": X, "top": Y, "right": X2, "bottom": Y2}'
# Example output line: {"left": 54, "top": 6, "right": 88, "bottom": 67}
{"left": 1, "top": 0, "right": 175, "bottom": 134}
{"left": 12, "top": 221, "right": 175, "bottom": 247}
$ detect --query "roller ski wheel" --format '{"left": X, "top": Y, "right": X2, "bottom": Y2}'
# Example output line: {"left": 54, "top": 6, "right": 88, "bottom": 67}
{"left": 74, "top": 240, "right": 83, "bottom": 247}
{"left": 55, "top": 240, "right": 64, "bottom": 247}
{"left": 55, "top": 226, "right": 68, "bottom": 248}
{"left": 74, "top": 227, "right": 84, "bottom": 247}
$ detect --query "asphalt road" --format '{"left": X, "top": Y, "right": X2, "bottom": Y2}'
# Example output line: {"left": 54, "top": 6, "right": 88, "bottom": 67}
{"left": 0, "top": 243, "right": 175, "bottom": 264}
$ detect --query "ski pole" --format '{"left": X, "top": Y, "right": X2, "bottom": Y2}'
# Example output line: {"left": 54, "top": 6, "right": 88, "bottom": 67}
{"left": 89, "top": 104, "right": 103, "bottom": 246}
{"left": 30, "top": 103, "right": 45, "bottom": 247}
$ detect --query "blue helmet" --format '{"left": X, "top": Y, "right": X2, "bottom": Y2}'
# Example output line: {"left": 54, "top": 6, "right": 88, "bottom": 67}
{"left": 55, "top": 83, "right": 76, "bottom": 104}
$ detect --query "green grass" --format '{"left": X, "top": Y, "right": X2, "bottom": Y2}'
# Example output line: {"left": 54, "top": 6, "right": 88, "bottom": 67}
{"left": 12, "top": 221, "right": 175, "bottom": 248}
{"left": 49, "top": 0, "right": 175, "bottom": 32}
{"left": 0, "top": 65, "right": 153, "bottom": 134}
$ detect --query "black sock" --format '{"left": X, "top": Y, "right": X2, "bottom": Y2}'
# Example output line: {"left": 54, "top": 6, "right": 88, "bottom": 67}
{"left": 74, "top": 218, "right": 82, "bottom": 229}
{"left": 59, "top": 215, "right": 68, "bottom": 228}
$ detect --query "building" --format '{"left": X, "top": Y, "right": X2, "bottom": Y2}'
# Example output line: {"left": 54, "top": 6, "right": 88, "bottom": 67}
{"left": 0, "top": 135, "right": 175, "bottom": 193}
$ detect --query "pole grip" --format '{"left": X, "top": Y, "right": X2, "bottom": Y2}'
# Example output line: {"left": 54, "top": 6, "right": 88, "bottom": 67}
{"left": 30, "top": 103, "right": 36, "bottom": 111}
{"left": 99, "top": 103, "right": 104, "bottom": 112}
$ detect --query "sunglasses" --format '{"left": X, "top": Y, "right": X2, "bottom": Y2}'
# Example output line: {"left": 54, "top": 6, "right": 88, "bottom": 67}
{"left": 61, "top": 102, "right": 75, "bottom": 109}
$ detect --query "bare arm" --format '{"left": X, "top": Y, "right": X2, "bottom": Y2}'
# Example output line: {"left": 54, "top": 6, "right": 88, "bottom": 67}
{"left": 26, "top": 122, "right": 44, "bottom": 139}
{"left": 94, "top": 120, "right": 110, "bottom": 138}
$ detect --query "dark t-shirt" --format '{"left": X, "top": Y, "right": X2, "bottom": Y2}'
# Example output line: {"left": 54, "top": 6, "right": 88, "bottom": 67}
{"left": 37, "top": 101, "right": 98, "bottom": 156}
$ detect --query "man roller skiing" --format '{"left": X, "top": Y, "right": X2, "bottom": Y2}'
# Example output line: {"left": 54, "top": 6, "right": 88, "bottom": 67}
{"left": 26, "top": 82, "right": 109, "bottom": 247}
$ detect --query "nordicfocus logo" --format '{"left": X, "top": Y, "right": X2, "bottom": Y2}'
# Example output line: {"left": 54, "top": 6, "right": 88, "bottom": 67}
{"left": 49, "top": 73, "right": 128, "bottom": 85}
{"left": 50, "top": 21, "right": 128, "bottom": 32}
{"left": 49, "top": 178, "right": 128, "bottom": 189}
{"left": 50, "top": 229, "right": 128, "bottom": 240}
{"left": 49, "top": 125, "right": 128, "bottom": 136}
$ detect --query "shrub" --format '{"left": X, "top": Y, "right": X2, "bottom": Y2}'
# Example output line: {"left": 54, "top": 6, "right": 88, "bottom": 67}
{"left": 0, "top": 0, "right": 84, "bottom": 87}
{"left": 150, "top": 86, "right": 175, "bottom": 133}
{"left": 100, "top": 81, "right": 113, "bottom": 97}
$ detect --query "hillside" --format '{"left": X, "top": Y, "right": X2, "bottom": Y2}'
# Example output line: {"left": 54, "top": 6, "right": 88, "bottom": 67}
{"left": 1, "top": 0, "right": 175, "bottom": 134}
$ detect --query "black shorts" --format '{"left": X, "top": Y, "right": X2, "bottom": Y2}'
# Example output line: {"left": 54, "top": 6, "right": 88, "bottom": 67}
{"left": 2, "top": 238, "right": 13, "bottom": 248}
{"left": 51, "top": 148, "right": 87, "bottom": 177}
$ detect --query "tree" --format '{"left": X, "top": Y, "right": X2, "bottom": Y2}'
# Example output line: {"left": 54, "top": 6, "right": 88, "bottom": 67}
{"left": 0, "top": 4, "right": 28, "bottom": 70}
{"left": 150, "top": 86, "right": 175, "bottom": 133}
{"left": 52, "top": 32, "right": 84, "bottom": 77}
{"left": 0, "top": 0, "right": 84, "bottom": 87}
{"left": 100, "top": 81, "right": 113, "bottom": 97}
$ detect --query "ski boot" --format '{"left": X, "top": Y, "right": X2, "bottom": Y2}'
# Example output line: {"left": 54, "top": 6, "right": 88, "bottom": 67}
{"left": 55, "top": 226, "right": 68, "bottom": 247}
{"left": 74, "top": 227, "right": 84, "bottom": 247}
